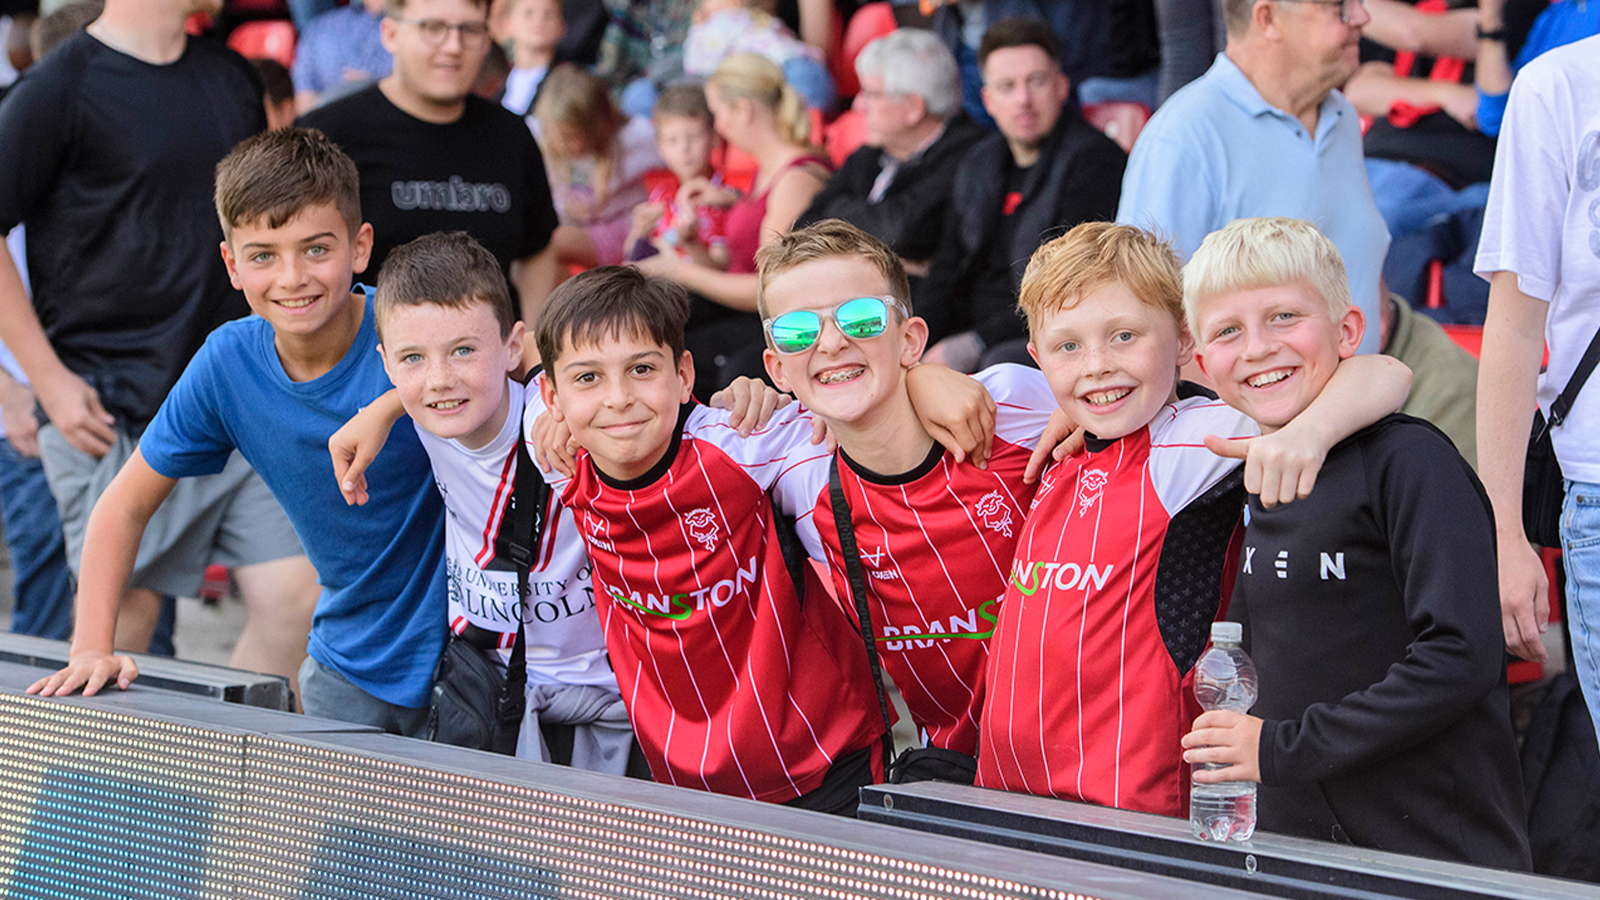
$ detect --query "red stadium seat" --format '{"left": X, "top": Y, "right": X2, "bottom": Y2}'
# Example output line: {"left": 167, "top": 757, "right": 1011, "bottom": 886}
{"left": 834, "top": 2, "right": 895, "bottom": 100}
{"left": 1082, "top": 101, "right": 1150, "bottom": 154}
{"left": 824, "top": 109, "right": 866, "bottom": 166}
{"left": 230, "top": 20, "right": 297, "bottom": 69}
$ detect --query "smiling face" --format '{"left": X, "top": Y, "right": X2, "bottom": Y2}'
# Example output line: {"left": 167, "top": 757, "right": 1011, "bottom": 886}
{"left": 379, "top": 300, "right": 524, "bottom": 449}
{"left": 1027, "top": 281, "right": 1191, "bottom": 441}
{"left": 1192, "top": 280, "right": 1363, "bottom": 432}
{"left": 540, "top": 331, "right": 695, "bottom": 481}
{"left": 221, "top": 202, "right": 372, "bottom": 344}
{"left": 980, "top": 44, "right": 1068, "bottom": 155}
{"left": 760, "top": 256, "right": 924, "bottom": 432}
{"left": 381, "top": 0, "right": 492, "bottom": 115}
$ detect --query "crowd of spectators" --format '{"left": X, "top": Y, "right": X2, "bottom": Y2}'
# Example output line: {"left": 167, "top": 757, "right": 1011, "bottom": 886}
{"left": 0, "top": 0, "right": 1597, "bottom": 880}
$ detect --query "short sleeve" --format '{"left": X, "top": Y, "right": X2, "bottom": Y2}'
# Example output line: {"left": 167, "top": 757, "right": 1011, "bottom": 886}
{"left": 1473, "top": 55, "right": 1568, "bottom": 300}
{"left": 519, "top": 130, "right": 559, "bottom": 259}
{"left": 685, "top": 402, "right": 825, "bottom": 492}
{"left": 137, "top": 339, "right": 240, "bottom": 478}
{"left": 0, "top": 62, "right": 74, "bottom": 233}
{"left": 1116, "top": 127, "right": 1217, "bottom": 260}
{"left": 1147, "top": 398, "right": 1257, "bottom": 513}
{"left": 977, "top": 363, "right": 1058, "bottom": 450}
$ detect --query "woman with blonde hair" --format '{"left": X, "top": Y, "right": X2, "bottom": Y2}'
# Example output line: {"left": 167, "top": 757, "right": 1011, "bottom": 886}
{"left": 638, "top": 52, "right": 828, "bottom": 393}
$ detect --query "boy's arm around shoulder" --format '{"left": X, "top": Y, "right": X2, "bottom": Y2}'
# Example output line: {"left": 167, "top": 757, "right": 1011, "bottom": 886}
{"left": 329, "top": 389, "right": 406, "bottom": 506}
{"left": 906, "top": 363, "right": 998, "bottom": 468}
{"left": 26, "top": 451, "right": 179, "bottom": 697}
{"left": 1262, "top": 423, "right": 1506, "bottom": 785}
{"left": 1206, "top": 354, "right": 1411, "bottom": 507}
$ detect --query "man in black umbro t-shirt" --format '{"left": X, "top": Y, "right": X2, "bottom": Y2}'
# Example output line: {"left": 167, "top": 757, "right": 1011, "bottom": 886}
{"left": 299, "top": 0, "right": 560, "bottom": 357}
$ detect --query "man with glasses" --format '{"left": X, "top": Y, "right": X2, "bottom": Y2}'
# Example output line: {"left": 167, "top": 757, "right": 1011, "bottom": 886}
{"left": 300, "top": 0, "right": 560, "bottom": 356}
{"left": 1118, "top": 0, "right": 1389, "bottom": 355}
{"left": 796, "top": 29, "right": 983, "bottom": 274}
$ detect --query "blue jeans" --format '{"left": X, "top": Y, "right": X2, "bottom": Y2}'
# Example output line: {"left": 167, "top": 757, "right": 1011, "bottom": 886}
{"left": 1365, "top": 158, "right": 1492, "bottom": 240}
{"left": 299, "top": 655, "right": 430, "bottom": 737}
{"left": 0, "top": 439, "right": 74, "bottom": 639}
{"left": 1561, "top": 479, "right": 1600, "bottom": 740}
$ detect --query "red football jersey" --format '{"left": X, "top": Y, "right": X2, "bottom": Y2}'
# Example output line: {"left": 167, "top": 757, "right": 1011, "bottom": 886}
{"left": 977, "top": 397, "right": 1255, "bottom": 816}
{"left": 535, "top": 394, "right": 882, "bottom": 802}
{"left": 776, "top": 365, "right": 1055, "bottom": 756}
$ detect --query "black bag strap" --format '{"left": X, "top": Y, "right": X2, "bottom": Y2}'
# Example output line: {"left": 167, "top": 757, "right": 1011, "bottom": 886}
{"left": 1546, "top": 326, "right": 1600, "bottom": 430}
{"left": 491, "top": 375, "right": 551, "bottom": 754}
{"left": 828, "top": 456, "right": 897, "bottom": 767}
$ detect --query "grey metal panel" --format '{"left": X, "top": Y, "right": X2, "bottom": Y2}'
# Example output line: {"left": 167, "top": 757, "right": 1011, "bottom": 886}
{"left": 0, "top": 634, "right": 292, "bottom": 710}
{"left": 860, "top": 781, "right": 1600, "bottom": 900}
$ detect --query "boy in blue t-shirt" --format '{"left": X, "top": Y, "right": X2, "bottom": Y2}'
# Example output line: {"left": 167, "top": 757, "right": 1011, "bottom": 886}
{"left": 28, "top": 129, "right": 451, "bottom": 735}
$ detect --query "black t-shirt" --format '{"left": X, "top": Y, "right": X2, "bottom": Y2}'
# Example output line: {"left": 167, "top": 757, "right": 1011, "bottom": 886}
{"left": 0, "top": 31, "right": 264, "bottom": 428}
{"left": 298, "top": 85, "right": 558, "bottom": 281}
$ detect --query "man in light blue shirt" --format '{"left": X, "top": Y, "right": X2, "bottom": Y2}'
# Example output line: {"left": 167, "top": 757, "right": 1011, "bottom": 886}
{"left": 292, "top": 0, "right": 393, "bottom": 113}
{"left": 1117, "top": 0, "right": 1388, "bottom": 354}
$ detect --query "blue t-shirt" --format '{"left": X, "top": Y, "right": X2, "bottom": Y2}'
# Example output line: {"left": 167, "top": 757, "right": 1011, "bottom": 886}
{"left": 139, "top": 288, "right": 445, "bottom": 708}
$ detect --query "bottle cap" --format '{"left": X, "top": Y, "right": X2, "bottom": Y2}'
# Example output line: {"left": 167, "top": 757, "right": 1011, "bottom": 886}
{"left": 1210, "top": 622, "right": 1243, "bottom": 643}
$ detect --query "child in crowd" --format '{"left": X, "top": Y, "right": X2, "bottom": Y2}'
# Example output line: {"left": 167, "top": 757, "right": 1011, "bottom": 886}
{"left": 685, "top": 0, "right": 835, "bottom": 114}
{"left": 27, "top": 129, "right": 447, "bottom": 736}
{"left": 1180, "top": 217, "right": 1531, "bottom": 867}
{"left": 976, "top": 222, "right": 1411, "bottom": 817}
{"left": 755, "top": 220, "right": 1056, "bottom": 778}
{"left": 531, "top": 266, "right": 884, "bottom": 813}
{"left": 370, "top": 231, "right": 631, "bottom": 771}
{"left": 535, "top": 64, "right": 661, "bottom": 269}
{"left": 498, "top": 0, "right": 564, "bottom": 116}
{"left": 626, "top": 84, "right": 730, "bottom": 270}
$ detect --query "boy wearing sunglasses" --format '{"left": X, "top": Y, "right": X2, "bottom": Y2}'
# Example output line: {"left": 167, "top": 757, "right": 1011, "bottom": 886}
{"left": 975, "top": 222, "right": 1410, "bottom": 817}
{"left": 755, "top": 220, "right": 1057, "bottom": 782}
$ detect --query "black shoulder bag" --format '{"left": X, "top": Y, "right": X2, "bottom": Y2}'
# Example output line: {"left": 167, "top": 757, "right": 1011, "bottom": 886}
{"left": 426, "top": 405, "right": 551, "bottom": 754}
{"left": 828, "top": 458, "right": 977, "bottom": 785}
{"left": 1524, "top": 328, "right": 1600, "bottom": 548}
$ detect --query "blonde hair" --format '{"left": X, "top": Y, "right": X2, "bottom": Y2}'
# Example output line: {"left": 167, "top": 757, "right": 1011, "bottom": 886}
{"left": 755, "top": 219, "right": 910, "bottom": 320}
{"left": 1182, "top": 217, "right": 1351, "bottom": 339}
{"left": 1017, "top": 222, "right": 1185, "bottom": 337}
{"left": 707, "top": 52, "right": 814, "bottom": 149}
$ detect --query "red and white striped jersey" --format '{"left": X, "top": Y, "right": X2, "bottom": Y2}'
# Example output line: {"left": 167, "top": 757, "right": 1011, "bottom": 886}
{"left": 977, "top": 396, "right": 1256, "bottom": 816}
{"left": 774, "top": 365, "right": 1056, "bottom": 756}
{"left": 527, "top": 387, "right": 882, "bottom": 802}
{"left": 416, "top": 379, "right": 613, "bottom": 688}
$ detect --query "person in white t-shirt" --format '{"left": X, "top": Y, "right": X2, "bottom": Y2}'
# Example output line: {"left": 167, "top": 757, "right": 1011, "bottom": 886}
{"left": 1474, "top": 33, "right": 1600, "bottom": 735}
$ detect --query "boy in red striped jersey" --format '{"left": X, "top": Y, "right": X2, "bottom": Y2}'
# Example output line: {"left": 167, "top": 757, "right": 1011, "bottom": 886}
{"left": 755, "top": 220, "right": 1057, "bottom": 780}
{"left": 976, "top": 222, "right": 1412, "bottom": 817}
{"left": 532, "top": 266, "right": 886, "bottom": 813}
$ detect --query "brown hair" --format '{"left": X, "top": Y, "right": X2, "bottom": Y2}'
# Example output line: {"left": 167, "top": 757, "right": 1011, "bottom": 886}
{"left": 386, "top": 0, "right": 488, "bottom": 12}
{"left": 214, "top": 127, "right": 362, "bottom": 239}
{"left": 1017, "top": 222, "right": 1185, "bottom": 336}
{"left": 754, "top": 219, "right": 910, "bottom": 321}
{"left": 374, "top": 231, "right": 515, "bottom": 340}
{"left": 653, "top": 82, "right": 713, "bottom": 128}
{"left": 534, "top": 266, "right": 692, "bottom": 368}
{"left": 977, "top": 17, "right": 1062, "bottom": 71}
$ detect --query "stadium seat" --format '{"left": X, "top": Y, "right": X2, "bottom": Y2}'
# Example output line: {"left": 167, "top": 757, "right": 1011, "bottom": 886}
{"left": 834, "top": 2, "right": 895, "bottom": 100}
{"left": 229, "top": 19, "right": 297, "bottom": 69}
{"left": 1082, "top": 101, "right": 1150, "bottom": 154}
{"left": 825, "top": 109, "right": 866, "bottom": 166}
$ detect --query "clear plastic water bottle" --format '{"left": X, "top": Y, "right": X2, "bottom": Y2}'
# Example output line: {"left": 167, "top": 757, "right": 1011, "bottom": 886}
{"left": 1190, "top": 621, "right": 1258, "bottom": 842}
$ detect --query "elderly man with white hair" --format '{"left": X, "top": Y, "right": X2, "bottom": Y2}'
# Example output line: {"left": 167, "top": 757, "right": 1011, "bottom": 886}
{"left": 1118, "top": 0, "right": 1389, "bottom": 354}
{"left": 796, "top": 28, "right": 983, "bottom": 269}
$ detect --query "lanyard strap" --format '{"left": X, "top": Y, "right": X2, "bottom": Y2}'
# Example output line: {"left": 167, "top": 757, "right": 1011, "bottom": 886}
{"left": 828, "top": 457, "right": 897, "bottom": 765}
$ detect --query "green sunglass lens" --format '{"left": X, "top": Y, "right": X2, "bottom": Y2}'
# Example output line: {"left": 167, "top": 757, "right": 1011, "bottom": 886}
{"left": 837, "top": 298, "right": 890, "bottom": 339}
{"left": 771, "top": 312, "right": 822, "bottom": 352}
